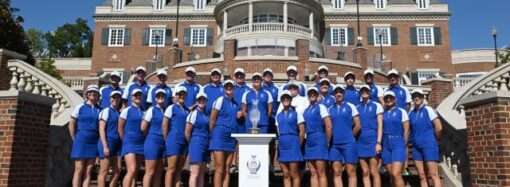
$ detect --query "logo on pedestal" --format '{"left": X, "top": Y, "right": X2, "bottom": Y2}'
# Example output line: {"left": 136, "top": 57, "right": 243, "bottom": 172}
{"left": 246, "top": 155, "right": 261, "bottom": 175}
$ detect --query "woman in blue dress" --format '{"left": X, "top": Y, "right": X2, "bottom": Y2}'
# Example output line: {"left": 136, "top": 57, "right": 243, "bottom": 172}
{"left": 409, "top": 89, "right": 443, "bottom": 187}
{"left": 357, "top": 85, "right": 384, "bottom": 187}
{"left": 69, "top": 85, "right": 101, "bottom": 187}
{"left": 209, "top": 80, "right": 240, "bottom": 187}
{"left": 141, "top": 89, "right": 167, "bottom": 187}
{"left": 162, "top": 86, "right": 190, "bottom": 187}
{"left": 381, "top": 91, "right": 410, "bottom": 187}
{"left": 97, "top": 90, "right": 122, "bottom": 187}
{"left": 318, "top": 78, "right": 335, "bottom": 108}
{"left": 185, "top": 92, "right": 210, "bottom": 187}
{"left": 276, "top": 90, "right": 305, "bottom": 187}
{"left": 118, "top": 88, "right": 145, "bottom": 187}
{"left": 303, "top": 87, "right": 332, "bottom": 187}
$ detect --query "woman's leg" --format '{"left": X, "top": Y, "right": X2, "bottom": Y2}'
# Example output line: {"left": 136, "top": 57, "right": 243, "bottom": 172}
{"left": 109, "top": 157, "right": 121, "bottom": 187}
{"left": 82, "top": 159, "right": 95, "bottom": 187}
{"left": 369, "top": 158, "right": 381, "bottom": 187}
{"left": 72, "top": 160, "right": 85, "bottom": 187}
{"left": 174, "top": 155, "right": 187, "bottom": 187}
{"left": 345, "top": 164, "right": 357, "bottom": 187}
{"left": 223, "top": 152, "right": 234, "bottom": 187}
{"left": 316, "top": 160, "right": 328, "bottom": 187}
{"left": 143, "top": 160, "right": 157, "bottom": 187}
{"left": 189, "top": 164, "right": 200, "bottom": 187}
{"left": 280, "top": 162, "right": 291, "bottom": 187}
{"left": 165, "top": 156, "right": 178, "bottom": 187}
{"left": 391, "top": 162, "right": 404, "bottom": 187}
{"left": 123, "top": 154, "right": 138, "bottom": 187}
{"left": 97, "top": 158, "right": 110, "bottom": 187}
{"left": 426, "top": 161, "right": 442, "bottom": 187}
{"left": 360, "top": 159, "right": 371, "bottom": 187}
{"left": 332, "top": 161, "right": 344, "bottom": 187}
{"left": 198, "top": 163, "right": 206, "bottom": 187}
{"left": 289, "top": 162, "right": 301, "bottom": 187}
{"left": 308, "top": 162, "right": 319, "bottom": 187}
{"left": 213, "top": 151, "right": 225, "bottom": 187}
{"left": 153, "top": 159, "right": 163, "bottom": 187}
{"left": 415, "top": 160, "right": 428, "bottom": 187}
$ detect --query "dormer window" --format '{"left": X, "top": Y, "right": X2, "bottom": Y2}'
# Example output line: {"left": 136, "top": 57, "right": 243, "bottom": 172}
{"left": 194, "top": 0, "right": 206, "bottom": 10}
{"left": 154, "top": 0, "right": 166, "bottom": 11}
{"left": 113, "top": 0, "right": 125, "bottom": 11}
{"left": 375, "top": 0, "right": 387, "bottom": 9}
{"left": 417, "top": 0, "right": 429, "bottom": 9}
{"left": 332, "top": 0, "right": 344, "bottom": 9}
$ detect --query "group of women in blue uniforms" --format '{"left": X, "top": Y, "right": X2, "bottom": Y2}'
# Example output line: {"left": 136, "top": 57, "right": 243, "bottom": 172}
{"left": 69, "top": 64, "right": 443, "bottom": 187}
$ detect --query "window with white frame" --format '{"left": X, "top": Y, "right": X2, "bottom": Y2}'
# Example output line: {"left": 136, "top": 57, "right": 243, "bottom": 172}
{"left": 108, "top": 28, "right": 125, "bottom": 47}
{"left": 375, "top": 0, "right": 386, "bottom": 9}
{"left": 331, "top": 27, "right": 348, "bottom": 46}
{"left": 417, "top": 27, "right": 434, "bottom": 46}
{"left": 191, "top": 28, "right": 207, "bottom": 47}
{"left": 417, "top": 69, "right": 439, "bottom": 85}
{"left": 417, "top": 0, "right": 429, "bottom": 9}
{"left": 149, "top": 28, "right": 165, "bottom": 47}
{"left": 374, "top": 27, "right": 391, "bottom": 46}
{"left": 194, "top": 0, "right": 206, "bottom": 10}
{"left": 154, "top": 0, "right": 165, "bottom": 10}
{"left": 113, "top": 0, "right": 125, "bottom": 11}
{"left": 332, "top": 0, "right": 344, "bottom": 9}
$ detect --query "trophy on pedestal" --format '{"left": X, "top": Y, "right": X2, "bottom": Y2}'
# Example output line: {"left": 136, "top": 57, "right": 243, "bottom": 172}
{"left": 248, "top": 99, "right": 260, "bottom": 134}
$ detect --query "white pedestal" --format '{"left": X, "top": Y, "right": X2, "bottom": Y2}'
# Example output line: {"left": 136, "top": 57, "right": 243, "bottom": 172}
{"left": 231, "top": 133, "right": 276, "bottom": 187}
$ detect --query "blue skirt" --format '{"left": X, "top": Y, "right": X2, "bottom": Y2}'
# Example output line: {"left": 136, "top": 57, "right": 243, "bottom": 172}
{"left": 97, "top": 137, "right": 122, "bottom": 159}
{"left": 209, "top": 126, "right": 236, "bottom": 152}
{"left": 189, "top": 136, "right": 210, "bottom": 164}
{"left": 303, "top": 133, "right": 329, "bottom": 161}
{"left": 121, "top": 133, "right": 144, "bottom": 156}
{"left": 165, "top": 135, "right": 188, "bottom": 157}
{"left": 278, "top": 135, "right": 303, "bottom": 163}
{"left": 144, "top": 135, "right": 165, "bottom": 160}
{"left": 71, "top": 131, "right": 99, "bottom": 159}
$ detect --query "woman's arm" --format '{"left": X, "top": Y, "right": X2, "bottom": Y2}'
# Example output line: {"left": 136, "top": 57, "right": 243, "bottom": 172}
{"left": 432, "top": 118, "right": 443, "bottom": 141}
{"left": 209, "top": 109, "right": 218, "bottom": 132}
{"left": 298, "top": 123, "right": 305, "bottom": 146}
{"left": 185, "top": 123, "right": 193, "bottom": 143}
{"left": 99, "top": 119, "right": 109, "bottom": 156}
{"left": 403, "top": 120, "right": 410, "bottom": 144}
{"left": 162, "top": 117, "right": 170, "bottom": 140}
{"left": 267, "top": 103, "right": 273, "bottom": 117}
{"left": 376, "top": 113, "right": 383, "bottom": 144}
{"left": 117, "top": 118, "right": 126, "bottom": 140}
{"left": 140, "top": 120, "right": 149, "bottom": 136}
{"left": 68, "top": 118, "right": 76, "bottom": 141}
{"left": 352, "top": 116, "right": 361, "bottom": 136}
{"left": 324, "top": 117, "right": 333, "bottom": 146}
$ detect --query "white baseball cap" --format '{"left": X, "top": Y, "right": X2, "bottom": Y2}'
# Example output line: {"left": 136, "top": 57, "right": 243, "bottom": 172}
{"left": 135, "top": 66, "right": 146, "bottom": 72}
{"left": 110, "top": 90, "right": 122, "bottom": 97}
{"left": 196, "top": 92, "right": 207, "bottom": 99}
{"left": 85, "top": 85, "right": 99, "bottom": 94}
{"left": 319, "top": 78, "right": 330, "bottom": 84}
{"left": 263, "top": 68, "right": 273, "bottom": 75}
{"left": 318, "top": 65, "right": 329, "bottom": 72}
{"left": 155, "top": 89, "right": 167, "bottom": 96}
{"left": 286, "top": 80, "right": 300, "bottom": 88}
{"left": 156, "top": 69, "right": 167, "bottom": 76}
{"left": 223, "top": 79, "right": 235, "bottom": 87}
{"left": 252, "top": 72, "right": 263, "bottom": 79}
{"left": 359, "top": 85, "right": 371, "bottom": 92}
{"left": 279, "top": 90, "right": 292, "bottom": 99}
{"left": 234, "top": 68, "right": 245, "bottom": 75}
{"left": 185, "top": 66, "right": 196, "bottom": 73}
{"left": 131, "top": 88, "right": 143, "bottom": 96}
{"left": 307, "top": 87, "right": 319, "bottom": 94}
{"left": 344, "top": 71, "right": 355, "bottom": 78}
{"left": 333, "top": 84, "right": 345, "bottom": 93}
{"left": 174, "top": 86, "right": 187, "bottom": 94}
{"left": 411, "top": 89, "right": 425, "bottom": 96}
{"left": 364, "top": 69, "right": 375, "bottom": 76}
{"left": 383, "top": 90, "right": 396, "bottom": 97}
{"left": 210, "top": 68, "right": 222, "bottom": 75}
{"left": 110, "top": 71, "right": 121, "bottom": 78}
{"left": 286, "top": 65, "right": 298, "bottom": 72}
{"left": 387, "top": 69, "right": 399, "bottom": 76}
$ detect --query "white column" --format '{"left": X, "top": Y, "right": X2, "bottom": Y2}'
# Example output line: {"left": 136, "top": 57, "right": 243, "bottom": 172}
{"left": 309, "top": 12, "right": 314, "bottom": 38}
{"left": 223, "top": 10, "right": 228, "bottom": 36}
{"left": 249, "top": 2, "right": 253, "bottom": 32}
{"left": 284, "top": 47, "right": 289, "bottom": 56}
{"left": 283, "top": 2, "right": 288, "bottom": 32}
{"left": 248, "top": 47, "right": 252, "bottom": 56}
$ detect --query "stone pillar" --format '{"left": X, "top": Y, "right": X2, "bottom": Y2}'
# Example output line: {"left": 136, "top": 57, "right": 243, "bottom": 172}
{"left": 422, "top": 78, "right": 453, "bottom": 108}
{"left": 224, "top": 39, "right": 237, "bottom": 77}
{"left": 283, "top": 2, "right": 288, "bottom": 32}
{"left": 0, "top": 49, "right": 27, "bottom": 91}
{"left": 248, "top": 3, "right": 253, "bottom": 32}
{"left": 353, "top": 47, "right": 368, "bottom": 69}
{"left": 296, "top": 39, "right": 310, "bottom": 81}
{"left": 0, "top": 90, "right": 55, "bottom": 187}
{"left": 309, "top": 12, "right": 314, "bottom": 38}
{"left": 462, "top": 91, "right": 510, "bottom": 187}
{"left": 223, "top": 11, "right": 228, "bottom": 36}
{"left": 168, "top": 47, "right": 182, "bottom": 67}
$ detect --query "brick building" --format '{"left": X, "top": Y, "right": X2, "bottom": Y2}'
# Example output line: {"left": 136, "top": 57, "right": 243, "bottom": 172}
{"left": 91, "top": 0, "right": 452, "bottom": 84}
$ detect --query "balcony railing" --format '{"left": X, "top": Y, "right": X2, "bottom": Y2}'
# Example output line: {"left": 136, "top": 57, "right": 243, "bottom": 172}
{"left": 225, "top": 23, "right": 312, "bottom": 37}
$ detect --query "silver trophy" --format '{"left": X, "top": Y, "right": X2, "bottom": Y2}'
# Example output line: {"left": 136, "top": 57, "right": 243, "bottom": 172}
{"left": 248, "top": 99, "right": 260, "bottom": 134}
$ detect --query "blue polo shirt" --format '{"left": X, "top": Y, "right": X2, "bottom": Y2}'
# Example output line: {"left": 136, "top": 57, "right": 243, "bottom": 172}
{"left": 344, "top": 86, "right": 361, "bottom": 106}
{"left": 386, "top": 84, "right": 412, "bottom": 109}
{"left": 233, "top": 83, "right": 251, "bottom": 107}
{"left": 147, "top": 83, "right": 173, "bottom": 108}
{"left": 241, "top": 88, "right": 274, "bottom": 129}
{"left": 122, "top": 81, "right": 150, "bottom": 110}
{"left": 368, "top": 83, "right": 384, "bottom": 103}
{"left": 99, "top": 85, "right": 123, "bottom": 108}
{"left": 176, "top": 81, "right": 202, "bottom": 109}
{"left": 329, "top": 102, "right": 359, "bottom": 144}
{"left": 262, "top": 81, "right": 280, "bottom": 117}
{"left": 203, "top": 82, "right": 224, "bottom": 114}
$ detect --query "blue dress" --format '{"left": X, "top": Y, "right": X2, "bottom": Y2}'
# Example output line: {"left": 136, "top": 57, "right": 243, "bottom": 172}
{"left": 276, "top": 108, "right": 304, "bottom": 162}
{"left": 303, "top": 103, "right": 329, "bottom": 161}
{"left": 97, "top": 106, "right": 122, "bottom": 159}
{"left": 176, "top": 81, "right": 202, "bottom": 109}
{"left": 281, "top": 81, "right": 307, "bottom": 97}
{"left": 120, "top": 105, "right": 145, "bottom": 156}
{"left": 344, "top": 86, "right": 361, "bottom": 106}
{"left": 144, "top": 106, "right": 166, "bottom": 160}
{"left": 381, "top": 106, "right": 408, "bottom": 165}
{"left": 187, "top": 109, "right": 210, "bottom": 164}
{"left": 164, "top": 103, "right": 190, "bottom": 157}
{"left": 368, "top": 83, "right": 383, "bottom": 103}
{"left": 329, "top": 102, "right": 359, "bottom": 164}
{"left": 386, "top": 84, "right": 411, "bottom": 109}
{"left": 99, "top": 85, "right": 123, "bottom": 109}
{"left": 203, "top": 82, "right": 224, "bottom": 114}
{"left": 122, "top": 81, "right": 150, "bottom": 111}
{"left": 356, "top": 100, "right": 384, "bottom": 158}
{"left": 262, "top": 82, "right": 279, "bottom": 133}
{"left": 409, "top": 105, "right": 440, "bottom": 162}
{"left": 71, "top": 103, "right": 101, "bottom": 159}
{"left": 242, "top": 89, "right": 273, "bottom": 133}
{"left": 209, "top": 96, "right": 239, "bottom": 152}
{"left": 147, "top": 84, "right": 173, "bottom": 107}
{"left": 234, "top": 83, "right": 250, "bottom": 133}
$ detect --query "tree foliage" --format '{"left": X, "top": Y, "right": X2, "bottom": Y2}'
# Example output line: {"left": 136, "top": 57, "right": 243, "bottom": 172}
{"left": 45, "top": 18, "right": 93, "bottom": 58}
{"left": 36, "top": 58, "right": 62, "bottom": 80}
{"left": 26, "top": 28, "right": 47, "bottom": 57}
{"left": 498, "top": 47, "right": 510, "bottom": 67}
{"left": 0, "top": 0, "right": 35, "bottom": 64}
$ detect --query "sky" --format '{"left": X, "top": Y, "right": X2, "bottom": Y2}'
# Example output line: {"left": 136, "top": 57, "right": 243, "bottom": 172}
{"left": 11, "top": 0, "right": 510, "bottom": 49}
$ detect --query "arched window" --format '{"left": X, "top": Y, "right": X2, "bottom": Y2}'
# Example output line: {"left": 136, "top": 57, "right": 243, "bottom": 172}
{"left": 332, "top": 0, "right": 344, "bottom": 9}
{"left": 154, "top": 0, "right": 165, "bottom": 10}
{"left": 113, "top": 0, "right": 125, "bottom": 11}
{"left": 374, "top": 0, "right": 387, "bottom": 9}
{"left": 417, "top": 0, "right": 429, "bottom": 9}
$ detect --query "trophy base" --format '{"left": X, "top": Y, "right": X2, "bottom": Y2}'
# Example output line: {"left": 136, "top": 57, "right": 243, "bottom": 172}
{"left": 249, "top": 128, "right": 260, "bottom": 134}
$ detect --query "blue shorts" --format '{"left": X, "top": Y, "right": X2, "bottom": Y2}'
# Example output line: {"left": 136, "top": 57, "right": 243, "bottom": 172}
{"left": 381, "top": 136, "right": 406, "bottom": 165}
{"left": 329, "top": 143, "right": 358, "bottom": 164}
{"left": 144, "top": 135, "right": 165, "bottom": 160}
{"left": 189, "top": 136, "right": 210, "bottom": 164}
{"left": 209, "top": 126, "right": 236, "bottom": 152}
{"left": 412, "top": 144, "right": 439, "bottom": 162}
{"left": 165, "top": 141, "right": 187, "bottom": 157}
{"left": 357, "top": 143, "right": 377, "bottom": 158}
{"left": 278, "top": 135, "right": 304, "bottom": 163}
{"left": 98, "top": 138, "right": 122, "bottom": 159}
{"left": 304, "top": 133, "right": 329, "bottom": 161}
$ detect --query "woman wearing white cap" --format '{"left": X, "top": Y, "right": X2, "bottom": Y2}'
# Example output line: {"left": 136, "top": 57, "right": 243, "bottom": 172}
{"left": 176, "top": 66, "right": 202, "bottom": 109}
{"left": 122, "top": 66, "right": 150, "bottom": 110}
{"left": 97, "top": 90, "right": 122, "bottom": 187}
{"left": 318, "top": 78, "right": 335, "bottom": 108}
{"left": 147, "top": 69, "right": 173, "bottom": 108}
{"left": 242, "top": 72, "right": 273, "bottom": 133}
{"left": 185, "top": 92, "right": 210, "bottom": 187}
{"left": 203, "top": 68, "right": 224, "bottom": 114}
{"left": 363, "top": 69, "right": 384, "bottom": 104}
{"left": 314, "top": 65, "right": 333, "bottom": 95}
{"left": 141, "top": 89, "right": 168, "bottom": 187}
{"left": 69, "top": 85, "right": 101, "bottom": 187}
{"left": 282, "top": 65, "right": 307, "bottom": 96}
{"left": 209, "top": 80, "right": 240, "bottom": 187}
{"left": 119, "top": 88, "right": 146, "bottom": 187}
{"left": 232, "top": 68, "right": 250, "bottom": 133}
{"left": 303, "top": 87, "right": 332, "bottom": 187}
{"left": 162, "top": 86, "right": 190, "bottom": 187}
{"left": 344, "top": 72, "right": 361, "bottom": 106}
{"left": 99, "top": 71, "right": 123, "bottom": 109}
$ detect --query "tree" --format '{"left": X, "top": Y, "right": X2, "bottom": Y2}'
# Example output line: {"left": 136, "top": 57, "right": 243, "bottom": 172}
{"left": 36, "top": 58, "right": 62, "bottom": 80}
{"left": 0, "top": 0, "right": 35, "bottom": 64}
{"left": 498, "top": 47, "right": 510, "bottom": 66}
{"left": 45, "top": 18, "right": 93, "bottom": 58}
{"left": 26, "top": 28, "right": 47, "bottom": 57}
